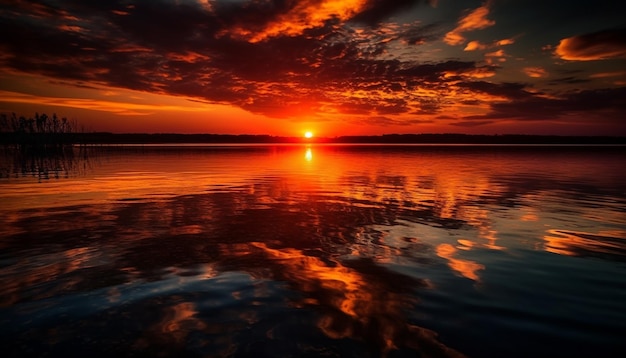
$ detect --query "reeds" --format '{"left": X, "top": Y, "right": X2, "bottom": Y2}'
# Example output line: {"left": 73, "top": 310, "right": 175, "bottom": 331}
{"left": 0, "top": 112, "right": 82, "bottom": 152}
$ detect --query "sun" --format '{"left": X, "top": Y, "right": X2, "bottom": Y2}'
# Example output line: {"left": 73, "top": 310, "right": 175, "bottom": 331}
{"left": 304, "top": 131, "right": 313, "bottom": 139}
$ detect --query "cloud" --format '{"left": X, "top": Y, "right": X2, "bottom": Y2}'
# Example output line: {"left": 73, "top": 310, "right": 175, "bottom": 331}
{"left": 444, "top": 3, "right": 495, "bottom": 46}
{"left": 0, "top": 1, "right": 491, "bottom": 120}
{"left": 450, "top": 120, "right": 493, "bottom": 127}
{"left": 1, "top": 0, "right": 624, "bottom": 131}
{"left": 397, "top": 22, "right": 441, "bottom": 45}
{"left": 463, "top": 85, "right": 626, "bottom": 123}
{"left": 548, "top": 77, "right": 590, "bottom": 85}
{"left": 523, "top": 67, "right": 549, "bottom": 78}
{"left": 555, "top": 28, "right": 626, "bottom": 61}
{"left": 226, "top": 0, "right": 367, "bottom": 43}
{"left": 496, "top": 38, "right": 514, "bottom": 46}
{"left": 0, "top": 90, "right": 211, "bottom": 116}
{"left": 484, "top": 49, "right": 507, "bottom": 64}
{"left": 457, "top": 66, "right": 497, "bottom": 79}
{"left": 350, "top": 0, "right": 429, "bottom": 26}
{"left": 458, "top": 81, "right": 533, "bottom": 101}
{"left": 464, "top": 38, "right": 514, "bottom": 51}
{"left": 219, "top": 0, "right": 431, "bottom": 42}
{"left": 589, "top": 71, "right": 626, "bottom": 78}
{"left": 485, "top": 49, "right": 505, "bottom": 57}
{"left": 464, "top": 41, "right": 488, "bottom": 51}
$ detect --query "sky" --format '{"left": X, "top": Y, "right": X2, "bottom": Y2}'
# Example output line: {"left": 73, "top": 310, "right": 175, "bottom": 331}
{"left": 1, "top": 0, "right": 625, "bottom": 136}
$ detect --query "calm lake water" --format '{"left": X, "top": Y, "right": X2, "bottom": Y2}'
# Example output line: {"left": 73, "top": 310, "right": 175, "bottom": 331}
{"left": 1, "top": 144, "right": 625, "bottom": 357}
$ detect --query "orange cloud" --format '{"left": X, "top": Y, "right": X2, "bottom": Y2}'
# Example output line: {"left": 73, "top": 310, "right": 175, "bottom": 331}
{"left": 444, "top": 4, "right": 495, "bottom": 45}
{"left": 523, "top": 67, "right": 548, "bottom": 78}
{"left": 589, "top": 71, "right": 626, "bottom": 78}
{"left": 196, "top": 0, "right": 213, "bottom": 11}
{"left": 0, "top": 90, "right": 216, "bottom": 116}
{"left": 111, "top": 9, "right": 130, "bottom": 16}
{"left": 464, "top": 40, "right": 487, "bottom": 51}
{"left": 230, "top": 0, "right": 367, "bottom": 43}
{"left": 166, "top": 51, "right": 210, "bottom": 63}
{"left": 555, "top": 28, "right": 626, "bottom": 61}
{"left": 58, "top": 24, "right": 83, "bottom": 32}
{"left": 485, "top": 49, "right": 505, "bottom": 57}
{"left": 464, "top": 37, "right": 514, "bottom": 51}
{"left": 485, "top": 49, "right": 507, "bottom": 64}
{"left": 447, "top": 66, "right": 496, "bottom": 79}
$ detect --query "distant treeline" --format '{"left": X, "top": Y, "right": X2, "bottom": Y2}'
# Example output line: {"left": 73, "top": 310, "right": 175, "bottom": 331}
{"left": 74, "top": 132, "right": 299, "bottom": 144}
{"left": 333, "top": 133, "right": 626, "bottom": 145}
{"left": 1, "top": 113, "right": 624, "bottom": 146}
{"left": 39, "top": 132, "right": 625, "bottom": 145}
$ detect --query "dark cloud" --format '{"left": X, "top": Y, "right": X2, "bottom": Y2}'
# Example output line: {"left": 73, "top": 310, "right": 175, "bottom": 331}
{"left": 555, "top": 28, "right": 626, "bottom": 61}
{"left": 337, "top": 97, "right": 409, "bottom": 117}
{"left": 548, "top": 77, "right": 591, "bottom": 86}
{"left": 465, "top": 86, "right": 626, "bottom": 122}
{"left": 352, "top": 115, "right": 400, "bottom": 127}
{"left": 460, "top": 99, "right": 482, "bottom": 106}
{"left": 457, "top": 81, "right": 534, "bottom": 100}
{"left": 398, "top": 23, "right": 441, "bottom": 45}
{"left": 398, "top": 61, "right": 480, "bottom": 84}
{"left": 413, "top": 99, "right": 442, "bottom": 115}
{"left": 210, "top": 0, "right": 305, "bottom": 40}
{"left": 351, "top": 0, "right": 428, "bottom": 26}
{"left": 450, "top": 120, "right": 494, "bottom": 127}
{"left": 111, "top": 2, "right": 215, "bottom": 51}
{"left": 562, "top": 87, "right": 626, "bottom": 112}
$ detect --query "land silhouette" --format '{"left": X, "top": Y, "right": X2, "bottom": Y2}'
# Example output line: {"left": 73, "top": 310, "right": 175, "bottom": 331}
{"left": 69, "top": 132, "right": 626, "bottom": 145}
{"left": 1, "top": 113, "right": 625, "bottom": 146}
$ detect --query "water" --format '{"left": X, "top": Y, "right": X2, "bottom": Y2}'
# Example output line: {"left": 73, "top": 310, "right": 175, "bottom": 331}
{"left": 1, "top": 144, "right": 625, "bottom": 357}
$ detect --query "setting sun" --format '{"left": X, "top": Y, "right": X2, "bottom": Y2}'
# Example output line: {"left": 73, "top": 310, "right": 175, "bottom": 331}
{"left": 304, "top": 131, "right": 313, "bottom": 139}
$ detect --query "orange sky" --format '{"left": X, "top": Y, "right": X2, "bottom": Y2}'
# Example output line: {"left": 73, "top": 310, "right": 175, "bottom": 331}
{"left": 1, "top": 0, "right": 625, "bottom": 136}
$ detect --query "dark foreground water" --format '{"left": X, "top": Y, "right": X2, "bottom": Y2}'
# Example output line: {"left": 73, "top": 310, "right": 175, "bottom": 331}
{"left": 1, "top": 144, "right": 625, "bottom": 357}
